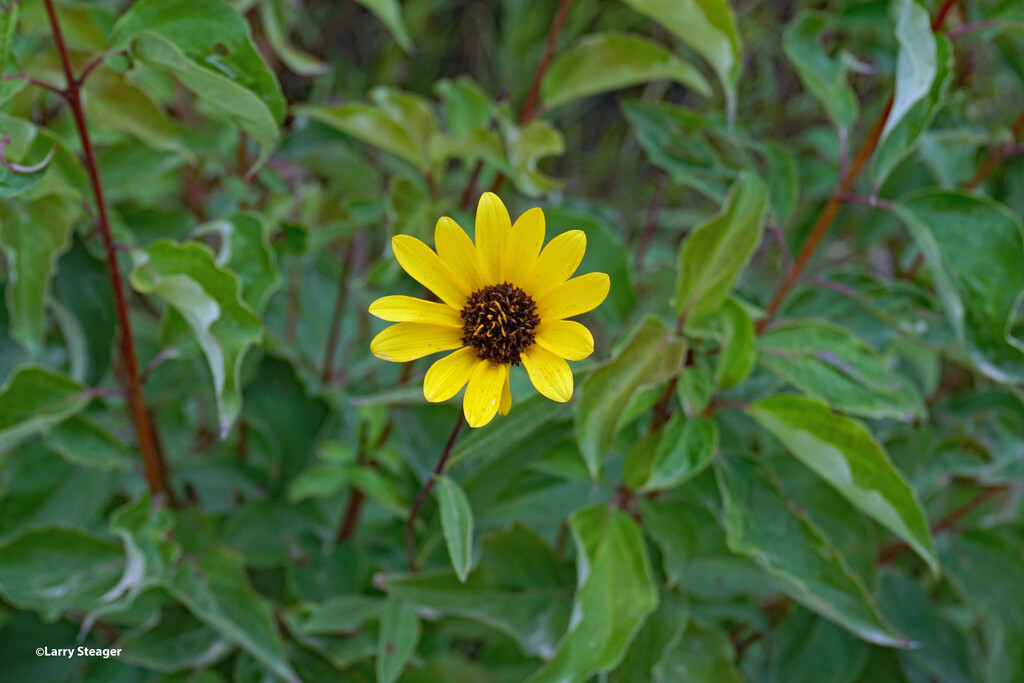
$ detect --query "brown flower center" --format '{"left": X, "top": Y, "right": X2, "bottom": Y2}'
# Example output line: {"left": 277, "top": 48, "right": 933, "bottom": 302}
{"left": 461, "top": 283, "right": 539, "bottom": 365}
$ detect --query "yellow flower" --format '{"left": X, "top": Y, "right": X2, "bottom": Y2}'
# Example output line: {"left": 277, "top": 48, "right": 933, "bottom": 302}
{"left": 369, "top": 193, "right": 610, "bottom": 428}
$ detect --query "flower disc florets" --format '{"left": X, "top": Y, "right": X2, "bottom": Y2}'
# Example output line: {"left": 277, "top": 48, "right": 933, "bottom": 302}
{"left": 461, "top": 282, "right": 539, "bottom": 365}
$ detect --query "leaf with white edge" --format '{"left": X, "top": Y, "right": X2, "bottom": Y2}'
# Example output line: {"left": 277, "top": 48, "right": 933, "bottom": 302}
{"left": 505, "top": 119, "right": 566, "bottom": 196}
{"left": 194, "top": 212, "right": 281, "bottom": 313}
{"left": 620, "top": 0, "right": 741, "bottom": 123}
{"left": 881, "top": 0, "right": 936, "bottom": 141}
{"left": 0, "top": 365, "right": 87, "bottom": 456}
{"left": 716, "top": 456, "right": 909, "bottom": 647}
{"left": 759, "top": 320, "right": 926, "bottom": 421}
{"left": 525, "top": 505, "right": 658, "bottom": 683}
{"left": 872, "top": 35, "right": 952, "bottom": 185}
{"left": 435, "top": 476, "right": 474, "bottom": 583}
{"left": 641, "top": 415, "right": 719, "bottom": 492}
{"left": 674, "top": 172, "right": 767, "bottom": 322}
{"left": 783, "top": 10, "right": 858, "bottom": 131}
{"left": 377, "top": 598, "right": 420, "bottom": 683}
{"left": 110, "top": 0, "right": 285, "bottom": 143}
{"left": 940, "top": 530, "right": 1024, "bottom": 683}
{"left": 575, "top": 317, "right": 685, "bottom": 478}
{"left": 258, "top": 0, "right": 329, "bottom": 76}
{"left": 892, "top": 190, "right": 1024, "bottom": 384}
{"left": 746, "top": 395, "right": 938, "bottom": 574}
{"left": 0, "top": 197, "right": 76, "bottom": 355}
{"left": 43, "top": 416, "right": 133, "bottom": 471}
{"left": 130, "top": 240, "right": 262, "bottom": 438}
{"left": 353, "top": 0, "right": 413, "bottom": 53}
{"left": 168, "top": 548, "right": 297, "bottom": 683}
{"left": 0, "top": 528, "right": 124, "bottom": 622}
{"left": 541, "top": 32, "right": 710, "bottom": 110}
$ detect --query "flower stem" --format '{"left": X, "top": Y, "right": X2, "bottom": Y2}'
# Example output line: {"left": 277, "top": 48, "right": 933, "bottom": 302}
{"left": 42, "top": 0, "right": 171, "bottom": 502}
{"left": 405, "top": 415, "right": 464, "bottom": 571}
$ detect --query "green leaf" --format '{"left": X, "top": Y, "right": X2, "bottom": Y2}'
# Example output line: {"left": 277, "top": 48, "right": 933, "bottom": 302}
{"left": 541, "top": 32, "right": 710, "bottom": 110}
{"left": 525, "top": 506, "right": 658, "bottom": 683}
{"left": 0, "top": 528, "right": 123, "bottom": 621}
{"left": 674, "top": 172, "right": 767, "bottom": 322}
{"left": 941, "top": 530, "right": 1024, "bottom": 683}
{"left": 42, "top": 416, "right": 133, "bottom": 471}
{"left": 383, "top": 524, "right": 572, "bottom": 658}
{"left": 621, "top": 100, "right": 728, "bottom": 201}
{"left": 298, "top": 595, "right": 384, "bottom": 635}
{"left": 608, "top": 591, "right": 688, "bottom": 683}
{"left": 85, "top": 69, "right": 194, "bottom": 160}
{"left": 194, "top": 212, "right": 281, "bottom": 313}
{"left": 117, "top": 607, "right": 230, "bottom": 673}
{"left": 782, "top": 11, "right": 858, "bottom": 131}
{"left": 879, "top": 573, "right": 973, "bottom": 683}
{"left": 687, "top": 297, "right": 756, "bottom": 389}
{"left": 352, "top": 0, "right": 413, "bottom": 53}
{"left": 376, "top": 599, "right": 420, "bottom": 683}
{"left": 759, "top": 320, "right": 926, "bottom": 421}
{"left": 771, "top": 608, "right": 868, "bottom": 683}
{"left": 0, "top": 365, "right": 87, "bottom": 455}
{"left": 110, "top": 0, "right": 285, "bottom": 143}
{"left": 435, "top": 476, "right": 474, "bottom": 583}
{"left": 716, "top": 457, "right": 908, "bottom": 646}
{"left": 0, "top": 2, "right": 18, "bottom": 100}
{"left": 167, "top": 548, "right": 297, "bottom": 683}
{"left": 297, "top": 100, "right": 430, "bottom": 172}
{"left": 641, "top": 415, "right": 718, "bottom": 492}
{"left": 871, "top": 35, "right": 952, "bottom": 185}
{"left": 0, "top": 197, "right": 76, "bottom": 355}
{"left": 620, "top": 0, "right": 741, "bottom": 122}
{"left": 676, "top": 367, "right": 712, "bottom": 417}
{"left": 746, "top": 395, "right": 937, "bottom": 574}
{"left": 893, "top": 190, "right": 1024, "bottom": 383}
{"left": 505, "top": 119, "right": 565, "bottom": 196}
{"left": 450, "top": 390, "right": 569, "bottom": 468}
{"left": 258, "top": 0, "right": 329, "bottom": 76}
{"left": 575, "top": 316, "right": 685, "bottom": 478}
{"left": 653, "top": 622, "right": 742, "bottom": 683}
{"left": 130, "top": 240, "right": 262, "bottom": 438}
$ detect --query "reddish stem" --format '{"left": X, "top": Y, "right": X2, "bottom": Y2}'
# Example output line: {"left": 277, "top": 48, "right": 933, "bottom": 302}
{"left": 405, "top": 416, "right": 464, "bottom": 571}
{"left": 43, "top": 0, "right": 170, "bottom": 500}
{"left": 758, "top": 0, "right": 961, "bottom": 331}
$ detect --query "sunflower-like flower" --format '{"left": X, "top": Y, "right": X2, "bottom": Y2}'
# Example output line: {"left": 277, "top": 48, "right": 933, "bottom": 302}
{"left": 369, "top": 193, "right": 609, "bottom": 428}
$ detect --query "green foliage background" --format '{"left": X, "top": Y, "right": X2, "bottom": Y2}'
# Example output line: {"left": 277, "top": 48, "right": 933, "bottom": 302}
{"left": 1, "top": 0, "right": 1023, "bottom": 680}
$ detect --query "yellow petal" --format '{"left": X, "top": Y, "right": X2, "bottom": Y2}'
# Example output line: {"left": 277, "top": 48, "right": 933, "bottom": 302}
{"left": 392, "top": 235, "right": 467, "bottom": 309}
{"left": 521, "top": 344, "right": 573, "bottom": 402}
{"left": 474, "top": 192, "right": 512, "bottom": 283}
{"left": 498, "top": 372, "right": 512, "bottom": 415}
{"left": 503, "top": 207, "right": 545, "bottom": 284}
{"left": 534, "top": 319, "right": 595, "bottom": 361}
{"left": 463, "top": 361, "right": 507, "bottom": 428}
{"left": 370, "top": 323, "right": 464, "bottom": 362}
{"left": 436, "top": 217, "right": 485, "bottom": 293}
{"left": 369, "top": 295, "right": 463, "bottom": 327}
{"left": 423, "top": 347, "right": 479, "bottom": 402}
{"left": 536, "top": 272, "right": 610, "bottom": 321}
{"left": 523, "top": 230, "right": 586, "bottom": 297}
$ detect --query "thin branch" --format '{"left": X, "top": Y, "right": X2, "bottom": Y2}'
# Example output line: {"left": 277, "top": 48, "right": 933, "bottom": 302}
{"left": 2, "top": 73, "right": 65, "bottom": 96}
{"left": 76, "top": 51, "right": 110, "bottom": 87}
{"left": 837, "top": 191, "right": 894, "bottom": 211}
{"left": 321, "top": 235, "right": 362, "bottom": 384}
{"left": 878, "top": 485, "right": 1008, "bottom": 564}
{"left": 757, "top": 0, "right": 960, "bottom": 332}
{"left": 42, "top": 0, "right": 171, "bottom": 502}
{"left": 405, "top": 416, "right": 464, "bottom": 571}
